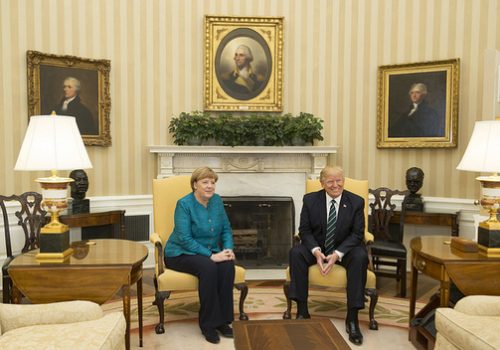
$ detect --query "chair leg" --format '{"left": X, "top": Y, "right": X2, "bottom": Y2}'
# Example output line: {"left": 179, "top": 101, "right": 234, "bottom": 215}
{"left": 365, "top": 288, "right": 379, "bottom": 330}
{"left": 234, "top": 282, "right": 249, "bottom": 320}
{"left": 400, "top": 259, "right": 406, "bottom": 298}
{"left": 154, "top": 290, "right": 170, "bottom": 334}
{"left": 282, "top": 282, "right": 292, "bottom": 319}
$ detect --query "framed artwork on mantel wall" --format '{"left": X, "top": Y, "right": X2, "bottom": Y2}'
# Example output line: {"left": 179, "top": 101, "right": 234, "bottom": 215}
{"left": 204, "top": 15, "right": 284, "bottom": 112}
{"left": 377, "top": 59, "right": 460, "bottom": 148}
{"left": 27, "top": 50, "right": 112, "bottom": 146}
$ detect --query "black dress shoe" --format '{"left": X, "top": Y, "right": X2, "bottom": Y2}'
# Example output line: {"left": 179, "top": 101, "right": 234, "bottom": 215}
{"left": 216, "top": 324, "right": 234, "bottom": 338}
{"left": 202, "top": 329, "right": 220, "bottom": 344}
{"left": 295, "top": 313, "right": 311, "bottom": 319}
{"left": 345, "top": 321, "right": 363, "bottom": 346}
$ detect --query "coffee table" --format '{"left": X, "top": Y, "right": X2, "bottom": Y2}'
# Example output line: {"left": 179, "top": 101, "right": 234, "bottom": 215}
{"left": 8, "top": 239, "right": 148, "bottom": 350}
{"left": 233, "top": 318, "right": 350, "bottom": 350}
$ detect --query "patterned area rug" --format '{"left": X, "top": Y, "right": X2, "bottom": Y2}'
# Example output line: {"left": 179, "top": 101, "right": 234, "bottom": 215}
{"left": 102, "top": 287, "right": 423, "bottom": 330}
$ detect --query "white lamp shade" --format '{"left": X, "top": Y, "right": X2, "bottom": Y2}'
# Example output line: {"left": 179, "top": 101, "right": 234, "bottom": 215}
{"left": 15, "top": 115, "right": 93, "bottom": 171}
{"left": 456, "top": 120, "right": 500, "bottom": 173}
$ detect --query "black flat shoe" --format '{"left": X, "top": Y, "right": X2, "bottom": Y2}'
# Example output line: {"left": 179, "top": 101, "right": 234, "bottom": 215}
{"left": 345, "top": 321, "right": 363, "bottom": 346}
{"left": 203, "top": 329, "right": 220, "bottom": 344}
{"left": 295, "top": 313, "right": 311, "bottom": 319}
{"left": 216, "top": 324, "right": 234, "bottom": 338}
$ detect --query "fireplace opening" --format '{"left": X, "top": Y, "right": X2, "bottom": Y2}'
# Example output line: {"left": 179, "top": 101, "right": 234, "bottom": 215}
{"left": 222, "top": 196, "right": 294, "bottom": 268}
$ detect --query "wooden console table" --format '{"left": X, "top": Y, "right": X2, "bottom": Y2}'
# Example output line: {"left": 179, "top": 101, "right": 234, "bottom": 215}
{"left": 409, "top": 235, "right": 500, "bottom": 349}
{"left": 8, "top": 239, "right": 148, "bottom": 350}
{"left": 59, "top": 209, "right": 126, "bottom": 239}
{"left": 392, "top": 210, "right": 459, "bottom": 236}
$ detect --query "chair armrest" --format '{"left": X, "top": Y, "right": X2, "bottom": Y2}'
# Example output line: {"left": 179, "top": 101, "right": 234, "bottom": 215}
{"left": 292, "top": 233, "right": 301, "bottom": 246}
{"left": 0, "top": 301, "right": 102, "bottom": 333}
{"left": 150, "top": 232, "right": 162, "bottom": 245}
{"left": 454, "top": 295, "right": 500, "bottom": 316}
{"left": 364, "top": 231, "right": 374, "bottom": 243}
{"left": 150, "top": 232, "right": 165, "bottom": 276}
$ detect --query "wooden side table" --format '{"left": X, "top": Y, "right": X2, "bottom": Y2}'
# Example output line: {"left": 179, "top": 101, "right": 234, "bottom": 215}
{"left": 8, "top": 239, "right": 148, "bottom": 350}
{"left": 409, "top": 235, "right": 500, "bottom": 350}
{"left": 59, "top": 209, "right": 126, "bottom": 239}
{"left": 392, "top": 210, "right": 459, "bottom": 236}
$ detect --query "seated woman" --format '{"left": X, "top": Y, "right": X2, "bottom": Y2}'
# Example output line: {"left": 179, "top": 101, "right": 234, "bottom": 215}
{"left": 164, "top": 167, "right": 235, "bottom": 344}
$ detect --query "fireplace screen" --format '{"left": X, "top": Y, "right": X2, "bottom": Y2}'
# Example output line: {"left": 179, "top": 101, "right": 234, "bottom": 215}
{"left": 222, "top": 196, "right": 294, "bottom": 268}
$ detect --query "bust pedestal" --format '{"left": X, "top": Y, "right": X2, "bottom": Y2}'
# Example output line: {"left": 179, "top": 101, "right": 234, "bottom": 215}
{"left": 404, "top": 194, "right": 424, "bottom": 212}
{"left": 70, "top": 198, "right": 90, "bottom": 213}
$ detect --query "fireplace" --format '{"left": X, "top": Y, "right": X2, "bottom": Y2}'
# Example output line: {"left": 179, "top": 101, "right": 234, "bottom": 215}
{"left": 222, "top": 196, "right": 294, "bottom": 268}
{"left": 148, "top": 145, "right": 338, "bottom": 271}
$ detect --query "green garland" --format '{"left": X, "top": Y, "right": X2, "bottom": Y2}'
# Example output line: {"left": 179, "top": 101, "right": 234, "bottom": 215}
{"left": 168, "top": 111, "right": 324, "bottom": 146}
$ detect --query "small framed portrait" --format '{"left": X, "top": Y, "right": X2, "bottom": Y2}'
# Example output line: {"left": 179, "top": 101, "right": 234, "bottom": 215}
{"left": 204, "top": 15, "right": 284, "bottom": 112}
{"left": 377, "top": 59, "right": 460, "bottom": 148}
{"left": 27, "top": 50, "right": 111, "bottom": 146}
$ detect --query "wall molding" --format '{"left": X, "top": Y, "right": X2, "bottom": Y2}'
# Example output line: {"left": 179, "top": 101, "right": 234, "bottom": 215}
{"left": 1, "top": 193, "right": 480, "bottom": 288}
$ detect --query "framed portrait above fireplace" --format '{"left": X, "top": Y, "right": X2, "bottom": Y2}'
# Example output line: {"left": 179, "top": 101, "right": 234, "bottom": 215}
{"left": 204, "top": 15, "right": 284, "bottom": 112}
{"left": 27, "top": 50, "right": 111, "bottom": 146}
{"left": 377, "top": 59, "right": 460, "bottom": 148}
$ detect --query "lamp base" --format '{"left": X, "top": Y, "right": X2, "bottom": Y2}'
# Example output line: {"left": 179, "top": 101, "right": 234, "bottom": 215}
{"left": 477, "top": 224, "right": 500, "bottom": 257}
{"left": 37, "top": 224, "right": 72, "bottom": 262}
{"left": 36, "top": 248, "right": 73, "bottom": 262}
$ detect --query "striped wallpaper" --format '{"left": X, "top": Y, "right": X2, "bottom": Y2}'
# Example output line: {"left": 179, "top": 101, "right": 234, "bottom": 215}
{"left": 1, "top": 0, "right": 499, "bottom": 200}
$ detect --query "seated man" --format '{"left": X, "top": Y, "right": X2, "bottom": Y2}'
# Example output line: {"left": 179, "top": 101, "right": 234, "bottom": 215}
{"left": 288, "top": 166, "right": 368, "bottom": 346}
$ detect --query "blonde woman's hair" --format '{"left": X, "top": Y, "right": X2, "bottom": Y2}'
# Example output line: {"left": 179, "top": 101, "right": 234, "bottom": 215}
{"left": 190, "top": 167, "right": 218, "bottom": 191}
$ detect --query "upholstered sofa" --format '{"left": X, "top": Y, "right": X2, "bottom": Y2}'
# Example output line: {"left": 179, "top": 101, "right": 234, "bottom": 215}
{"left": 435, "top": 295, "right": 500, "bottom": 350}
{"left": 0, "top": 300, "right": 125, "bottom": 350}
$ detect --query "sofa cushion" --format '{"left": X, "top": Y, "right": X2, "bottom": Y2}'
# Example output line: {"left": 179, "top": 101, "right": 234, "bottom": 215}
{"left": 0, "top": 312, "right": 125, "bottom": 350}
{"left": 436, "top": 308, "right": 500, "bottom": 350}
{"left": 454, "top": 295, "right": 500, "bottom": 316}
{"left": 0, "top": 300, "right": 102, "bottom": 334}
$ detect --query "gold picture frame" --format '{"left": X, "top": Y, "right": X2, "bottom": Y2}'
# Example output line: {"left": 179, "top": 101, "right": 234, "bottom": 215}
{"left": 204, "top": 15, "right": 284, "bottom": 112}
{"left": 377, "top": 59, "right": 460, "bottom": 148}
{"left": 27, "top": 50, "right": 111, "bottom": 146}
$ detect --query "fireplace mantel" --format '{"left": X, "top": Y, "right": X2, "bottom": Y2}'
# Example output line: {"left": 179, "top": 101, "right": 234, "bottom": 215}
{"left": 148, "top": 145, "right": 338, "bottom": 179}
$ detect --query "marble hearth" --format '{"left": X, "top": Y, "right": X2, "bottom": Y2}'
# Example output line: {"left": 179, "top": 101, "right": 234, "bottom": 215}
{"left": 149, "top": 146, "right": 338, "bottom": 232}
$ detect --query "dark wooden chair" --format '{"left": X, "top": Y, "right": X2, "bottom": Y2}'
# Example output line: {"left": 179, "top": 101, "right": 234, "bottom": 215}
{"left": 368, "top": 187, "right": 409, "bottom": 297}
{"left": 1, "top": 192, "right": 46, "bottom": 303}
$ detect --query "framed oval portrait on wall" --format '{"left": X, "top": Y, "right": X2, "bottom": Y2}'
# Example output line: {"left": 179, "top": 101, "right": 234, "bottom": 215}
{"left": 215, "top": 28, "right": 272, "bottom": 101}
{"left": 205, "top": 16, "right": 283, "bottom": 112}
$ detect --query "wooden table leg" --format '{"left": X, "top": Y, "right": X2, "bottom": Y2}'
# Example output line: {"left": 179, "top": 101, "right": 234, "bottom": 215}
{"left": 440, "top": 279, "right": 450, "bottom": 307}
{"left": 11, "top": 284, "right": 22, "bottom": 304}
{"left": 123, "top": 284, "right": 131, "bottom": 350}
{"left": 409, "top": 264, "right": 418, "bottom": 322}
{"left": 137, "top": 276, "right": 143, "bottom": 347}
{"left": 119, "top": 212, "right": 125, "bottom": 239}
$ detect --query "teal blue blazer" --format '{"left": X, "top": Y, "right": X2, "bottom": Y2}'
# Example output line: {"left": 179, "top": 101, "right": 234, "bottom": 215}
{"left": 164, "top": 192, "right": 234, "bottom": 257}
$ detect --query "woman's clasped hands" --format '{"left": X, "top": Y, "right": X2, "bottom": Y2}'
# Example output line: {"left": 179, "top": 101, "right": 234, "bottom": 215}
{"left": 210, "top": 249, "right": 235, "bottom": 262}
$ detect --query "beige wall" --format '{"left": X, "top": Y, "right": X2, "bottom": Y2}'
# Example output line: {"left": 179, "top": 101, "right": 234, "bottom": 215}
{"left": 1, "top": 0, "right": 499, "bottom": 199}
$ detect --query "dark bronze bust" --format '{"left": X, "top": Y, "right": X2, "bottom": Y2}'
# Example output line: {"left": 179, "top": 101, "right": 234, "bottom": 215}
{"left": 404, "top": 167, "right": 424, "bottom": 211}
{"left": 69, "top": 169, "right": 90, "bottom": 213}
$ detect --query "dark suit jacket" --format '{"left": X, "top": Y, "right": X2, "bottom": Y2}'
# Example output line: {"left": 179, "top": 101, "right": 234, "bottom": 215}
{"left": 299, "top": 189, "right": 365, "bottom": 255}
{"left": 389, "top": 100, "right": 444, "bottom": 138}
{"left": 54, "top": 95, "right": 97, "bottom": 135}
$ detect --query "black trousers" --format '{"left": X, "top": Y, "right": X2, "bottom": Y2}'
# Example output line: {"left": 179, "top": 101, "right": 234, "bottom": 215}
{"left": 164, "top": 254, "right": 235, "bottom": 333}
{"left": 288, "top": 244, "right": 368, "bottom": 310}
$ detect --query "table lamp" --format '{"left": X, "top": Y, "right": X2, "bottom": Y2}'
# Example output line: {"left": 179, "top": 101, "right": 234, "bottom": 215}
{"left": 15, "top": 113, "right": 92, "bottom": 261}
{"left": 456, "top": 119, "right": 500, "bottom": 257}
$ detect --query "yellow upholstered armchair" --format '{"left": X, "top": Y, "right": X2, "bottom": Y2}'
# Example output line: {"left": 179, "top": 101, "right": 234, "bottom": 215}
{"left": 282, "top": 178, "right": 378, "bottom": 330}
{"left": 150, "top": 176, "right": 248, "bottom": 334}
